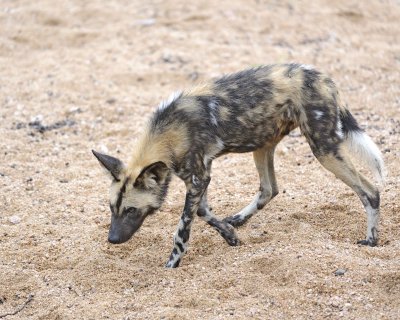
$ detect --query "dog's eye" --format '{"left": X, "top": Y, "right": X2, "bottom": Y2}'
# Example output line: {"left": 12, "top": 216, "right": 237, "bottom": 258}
{"left": 124, "top": 207, "right": 137, "bottom": 216}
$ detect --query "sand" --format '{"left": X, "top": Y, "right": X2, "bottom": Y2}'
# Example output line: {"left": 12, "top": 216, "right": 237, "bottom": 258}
{"left": 1, "top": 0, "right": 399, "bottom": 319}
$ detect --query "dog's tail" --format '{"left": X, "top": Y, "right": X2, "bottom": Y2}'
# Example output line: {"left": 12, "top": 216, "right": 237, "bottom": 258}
{"left": 340, "top": 108, "right": 386, "bottom": 184}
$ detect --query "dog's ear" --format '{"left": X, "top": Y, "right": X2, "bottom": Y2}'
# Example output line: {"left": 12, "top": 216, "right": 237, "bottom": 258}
{"left": 134, "top": 162, "right": 169, "bottom": 189}
{"left": 92, "top": 150, "right": 124, "bottom": 181}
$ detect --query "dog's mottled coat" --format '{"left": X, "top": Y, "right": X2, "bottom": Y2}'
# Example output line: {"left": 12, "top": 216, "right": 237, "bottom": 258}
{"left": 93, "top": 63, "right": 385, "bottom": 268}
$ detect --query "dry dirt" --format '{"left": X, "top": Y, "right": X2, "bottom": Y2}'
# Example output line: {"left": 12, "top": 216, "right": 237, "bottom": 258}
{"left": 1, "top": 0, "right": 400, "bottom": 319}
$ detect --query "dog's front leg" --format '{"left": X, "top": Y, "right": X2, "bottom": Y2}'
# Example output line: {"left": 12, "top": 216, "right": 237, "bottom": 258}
{"left": 165, "top": 175, "right": 210, "bottom": 268}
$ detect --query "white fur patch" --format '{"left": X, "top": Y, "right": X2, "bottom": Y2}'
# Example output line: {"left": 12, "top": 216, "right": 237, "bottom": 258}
{"left": 158, "top": 91, "right": 183, "bottom": 111}
{"left": 336, "top": 119, "right": 344, "bottom": 138}
{"left": 208, "top": 100, "right": 219, "bottom": 126}
{"left": 314, "top": 110, "right": 324, "bottom": 120}
{"left": 233, "top": 192, "right": 260, "bottom": 220}
{"left": 191, "top": 175, "right": 200, "bottom": 186}
{"left": 300, "top": 64, "right": 315, "bottom": 71}
{"left": 216, "top": 137, "right": 224, "bottom": 150}
{"left": 343, "top": 131, "right": 386, "bottom": 183}
{"left": 366, "top": 203, "right": 379, "bottom": 239}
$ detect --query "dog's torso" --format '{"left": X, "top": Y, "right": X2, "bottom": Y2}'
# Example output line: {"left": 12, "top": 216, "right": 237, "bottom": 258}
{"left": 136, "top": 63, "right": 340, "bottom": 176}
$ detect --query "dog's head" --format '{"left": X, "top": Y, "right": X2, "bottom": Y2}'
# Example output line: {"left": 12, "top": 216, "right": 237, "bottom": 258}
{"left": 92, "top": 150, "right": 170, "bottom": 243}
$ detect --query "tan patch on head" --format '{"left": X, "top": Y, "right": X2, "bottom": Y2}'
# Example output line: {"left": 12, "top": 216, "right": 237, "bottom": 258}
{"left": 122, "top": 184, "right": 160, "bottom": 210}
{"left": 109, "top": 177, "right": 127, "bottom": 206}
{"left": 109, "top": 179, "right": 160, "bottom": 216}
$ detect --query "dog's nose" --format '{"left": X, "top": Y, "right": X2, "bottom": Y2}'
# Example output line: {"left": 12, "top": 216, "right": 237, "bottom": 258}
{"left": 108, "top": 233, "right": 121, "bottom": 244}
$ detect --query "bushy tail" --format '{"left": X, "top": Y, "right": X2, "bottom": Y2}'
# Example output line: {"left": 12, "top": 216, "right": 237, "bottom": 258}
{"left": 340, "top": 109, "right": 386, "bottom": 184}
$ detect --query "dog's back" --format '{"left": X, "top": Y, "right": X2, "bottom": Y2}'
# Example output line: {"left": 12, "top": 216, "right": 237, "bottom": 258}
{"left": 145, "top": 64, "right": 344, "bottom": 162}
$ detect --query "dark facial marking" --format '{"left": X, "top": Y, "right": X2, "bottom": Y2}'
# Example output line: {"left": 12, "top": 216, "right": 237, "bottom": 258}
{"left": 115, "top": 178, "right": 129, "bottom": 214}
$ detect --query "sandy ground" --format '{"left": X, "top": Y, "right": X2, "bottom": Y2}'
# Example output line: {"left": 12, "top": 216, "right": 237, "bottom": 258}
{"left": 1, "top": 0, "right": 400, "bottom": 319}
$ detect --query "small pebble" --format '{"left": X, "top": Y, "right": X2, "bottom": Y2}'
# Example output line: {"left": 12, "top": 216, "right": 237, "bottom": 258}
{"left": 334, "top": 268, "right": 347, "bottom": 276}
{"left": 136, "top": 18, "right": 156, "bottom": 26}
{"left": 106, "top": 98, "right": 116, "bottom": 105}
{"left": 9, "top": 215, "right": 21, "bottom": 224}
{"left": 68, "top": 106, "right": 82, "bottom": 114}
{"left": 30, "top": 114, "right": 44, "bottom": 123}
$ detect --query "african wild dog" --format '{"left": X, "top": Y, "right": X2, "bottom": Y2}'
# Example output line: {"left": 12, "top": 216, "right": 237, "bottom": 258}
{"left": 93, "top": 63, "right": 385, "bottom": 268}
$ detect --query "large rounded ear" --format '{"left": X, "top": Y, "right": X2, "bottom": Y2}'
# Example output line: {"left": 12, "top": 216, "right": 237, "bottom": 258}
{"left": 134, "top": 162, "right": 169, "bottom": 189}
{"left": 92, "top": 150, "right": 124, "bottom": 181}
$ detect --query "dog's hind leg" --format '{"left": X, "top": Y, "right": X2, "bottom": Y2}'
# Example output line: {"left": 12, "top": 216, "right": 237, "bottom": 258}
{"left": 223, "top": 144, "right": 279, "bottom": 227}
{"left": 314, "top": 151, "right": 380, "bottom": 246}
